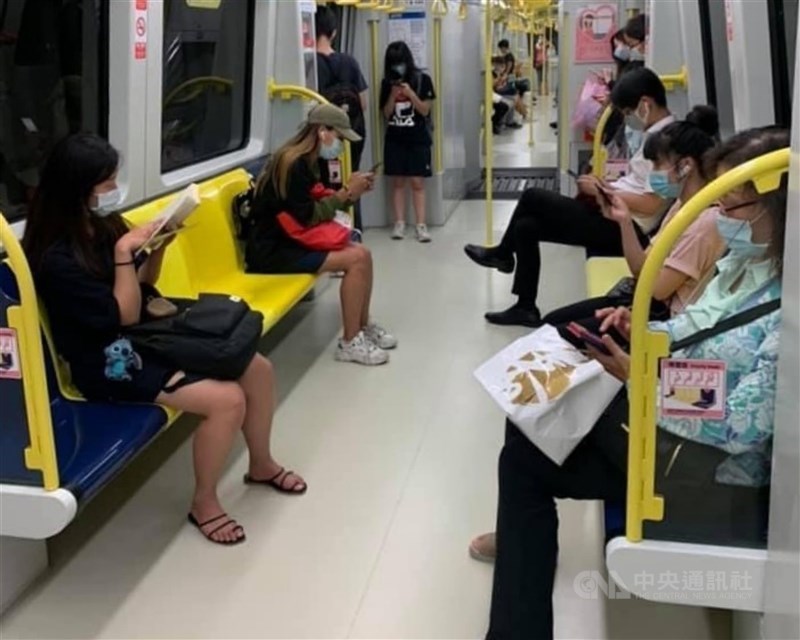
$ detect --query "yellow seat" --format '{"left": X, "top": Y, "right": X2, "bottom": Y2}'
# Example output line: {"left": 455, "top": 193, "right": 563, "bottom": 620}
{"left": 585, "top": 257, "right": 631, "bottom": 298}
{"left": 125, "top": 169, "right": 317, "bottom": 333}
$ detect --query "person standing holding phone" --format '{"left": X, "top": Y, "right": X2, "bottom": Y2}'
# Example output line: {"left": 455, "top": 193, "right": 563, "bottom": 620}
{"left": 380, "top": 41, "right": 436, "bottom": 243}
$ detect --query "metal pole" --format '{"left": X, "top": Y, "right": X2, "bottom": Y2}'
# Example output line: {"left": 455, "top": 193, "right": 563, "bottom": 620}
{"left": 484, "top": 1, "right": 494, "bottom": 246}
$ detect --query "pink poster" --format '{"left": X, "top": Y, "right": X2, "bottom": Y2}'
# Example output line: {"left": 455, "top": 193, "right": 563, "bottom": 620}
{"left": 574, "top": 3, "right": 618, "bottom": 64}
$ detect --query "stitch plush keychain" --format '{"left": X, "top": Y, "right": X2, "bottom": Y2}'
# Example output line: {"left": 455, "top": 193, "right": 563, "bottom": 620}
{"left": 104, "top": 338, "right": 143, "bottom": 381}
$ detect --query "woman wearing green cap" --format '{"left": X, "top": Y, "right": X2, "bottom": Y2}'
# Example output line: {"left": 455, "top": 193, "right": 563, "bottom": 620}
{"left": 246, "top": 104, "right": 396, "bottom": 366}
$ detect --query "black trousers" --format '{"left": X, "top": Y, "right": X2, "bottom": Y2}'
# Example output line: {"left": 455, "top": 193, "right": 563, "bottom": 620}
{"left": 351, "top": 139, "right": 365, "bottom": 232}
{"left": 487, "top": 394, "right": 769, "bottom": 640}
{"left": 496, "top": 189, "right": 648, "bottom": 310}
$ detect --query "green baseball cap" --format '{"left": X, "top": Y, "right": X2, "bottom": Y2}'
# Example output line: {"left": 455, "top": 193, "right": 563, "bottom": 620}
{"left": 307, "top": 103, "right": 362, "bottom": 142}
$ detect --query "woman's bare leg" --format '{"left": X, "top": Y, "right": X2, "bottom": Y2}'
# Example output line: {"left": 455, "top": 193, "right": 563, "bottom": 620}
{"left": 157, "top": 378, "right": 246, "bottom": 543}
{"left": 320, "top": 246, "right": 370, "bottom": 341}
{"left": 393, "top": 176, "right": 408, "bottom": 223}
{"left": 410, "top": 176, "right": 427, "bottom": 225}
{"left": 238, "top": 355, "right": 305, "bottom": 491}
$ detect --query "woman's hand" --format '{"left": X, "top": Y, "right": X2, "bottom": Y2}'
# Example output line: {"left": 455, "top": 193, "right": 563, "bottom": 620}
{"left": 577, "top": 175, "right": 602, "bottom": 197}
{"left": 601, "top": 191, "right": 632, "bottom": 224}
{"left": 115, "top": 222, "right": 159, "bottom": 258}
{"left": 587, "top": 335, "right": 630, "bottom": 382}
{"left": 596, "top": 306, "right": 632, "bottom": 340}
{"left": 399, "top": 82, "right": 418, "bottom": 102}
{"left": 347, "top": 172, "right": 373, "bottom": 199}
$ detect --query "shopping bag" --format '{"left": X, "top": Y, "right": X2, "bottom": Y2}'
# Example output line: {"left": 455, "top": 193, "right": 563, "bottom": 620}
{"left": 474, "top": 324, "right": 623, "bottom": 464}
{"left": 571, "top": 73, "right": 609, "bottom": 131}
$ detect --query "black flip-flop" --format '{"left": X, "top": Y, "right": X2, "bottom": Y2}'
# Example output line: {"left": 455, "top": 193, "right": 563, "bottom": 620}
{"left": 187, "top": 513, "right": 246, "bottom": 546}
{"left": 244, "top": 467, "right": 308, "bottom": 495}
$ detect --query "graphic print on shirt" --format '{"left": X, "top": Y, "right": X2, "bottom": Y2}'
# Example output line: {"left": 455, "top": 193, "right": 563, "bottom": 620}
{"left": 391, "top": 98, "right": 416, "bottom": 127}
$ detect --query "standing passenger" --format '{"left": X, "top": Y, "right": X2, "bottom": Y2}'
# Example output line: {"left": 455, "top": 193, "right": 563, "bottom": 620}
{"left": 380, "top": 41, "right": 436, "bottom": 243}
{"left": 315, "top": 4, "right": 368, "bottom": 234}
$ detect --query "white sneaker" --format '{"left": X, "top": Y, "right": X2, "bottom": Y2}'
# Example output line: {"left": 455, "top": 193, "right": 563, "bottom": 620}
{"left": 364, "top": 322, "right": 398, "bottom": 350}
{"left": 415, "top": 223, "right": 432, "bottom": 243}
{"left": 391, "top": 221, "right": 406, "bottom": 240}
{"left": 335, "top": 331, "right": 389, "bottom": 365}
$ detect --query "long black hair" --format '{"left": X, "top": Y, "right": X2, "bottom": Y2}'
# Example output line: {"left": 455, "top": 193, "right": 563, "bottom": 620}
{"left": 383, "top": 41, "right": 420, "bottom": 83}
{"left": 23, "top": 133, "right": 127, "bottom": 277}
{"left": 643, "top": 105, "right": 719, "bottom": 179}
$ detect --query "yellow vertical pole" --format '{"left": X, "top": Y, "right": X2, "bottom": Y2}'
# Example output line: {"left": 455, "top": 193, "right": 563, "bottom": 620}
{"left": 369, "top": 19, "right": 382, "bottom": 167}
{"left": 484, "top": 0, "right": 494, "bottom": 246}
{"left": 433, "top": 17, "right": 444, "bottom": 173}
{"left": 528, "top": 29, "right": 535, "bottom": 148}
{"left": 558, "top": 12, "right": 570, "bottom": 176}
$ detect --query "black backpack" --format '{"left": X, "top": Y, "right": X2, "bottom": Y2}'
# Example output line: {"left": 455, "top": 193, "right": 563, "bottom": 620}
{"left": 232, "top": 178, "right": 257, "bottom": 242}
{"left": 129, "top": 294, "right": 263, "bottom": 381}
{"left": 318, "top": 53, "right": 365, "bottom": 136}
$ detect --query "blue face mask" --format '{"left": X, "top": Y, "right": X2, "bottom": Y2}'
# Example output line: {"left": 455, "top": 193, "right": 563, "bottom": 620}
{"left": 648, "top": 171, "right": 681, "bottom": 199}
{"left": 614, "top": 45, "right": 630, "bottom": 61}
{"left": 715, "top": 211, "right": 769, "bottom": 258}
{"left": 624, "top": 126, "right": 644, "bottom": 155}
{"left": 319, "top": 137, "right": 343, "bottom": 160}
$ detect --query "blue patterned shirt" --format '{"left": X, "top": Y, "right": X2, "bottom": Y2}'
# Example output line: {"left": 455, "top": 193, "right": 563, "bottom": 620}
{"left": 650, "top": 256, "right": 782, "bottom": 486}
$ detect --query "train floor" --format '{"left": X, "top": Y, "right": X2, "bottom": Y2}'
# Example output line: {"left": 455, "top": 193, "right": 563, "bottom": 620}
{"left": 1, "top": 123, "right": 730, "bottom": 640}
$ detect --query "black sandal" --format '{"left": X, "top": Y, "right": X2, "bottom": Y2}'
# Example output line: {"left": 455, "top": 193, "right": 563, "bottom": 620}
{"left": 244, "top": 467, "right": 308, "bottom": 495}
{"left": 187, "top": 513, "right": 246, "bottom": 546}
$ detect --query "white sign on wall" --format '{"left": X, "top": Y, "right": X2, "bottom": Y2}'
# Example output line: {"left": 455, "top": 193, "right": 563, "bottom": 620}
{"left": 387, "top": 1, "right": 427, "bottom": 69}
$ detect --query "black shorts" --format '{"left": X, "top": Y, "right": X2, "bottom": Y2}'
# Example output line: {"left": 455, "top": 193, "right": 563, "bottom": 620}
{"left": 384, "top": 139, "right": 432, "bottom": 178}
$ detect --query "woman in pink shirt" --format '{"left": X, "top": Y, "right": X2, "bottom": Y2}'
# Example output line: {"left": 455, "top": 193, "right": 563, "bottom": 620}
{"left": 544, "top": 107, "right": 725, "bottom": 347}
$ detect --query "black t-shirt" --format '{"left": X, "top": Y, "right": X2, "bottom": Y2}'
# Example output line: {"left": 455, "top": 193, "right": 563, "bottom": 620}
{"left": 317, "top": 52, "right": 368, "bottom": 134}
{"left": 379, "top": 72, "right": 436, "bottom": 145}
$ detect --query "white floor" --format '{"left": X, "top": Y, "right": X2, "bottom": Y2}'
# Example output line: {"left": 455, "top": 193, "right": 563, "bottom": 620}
{"left": 0, "top": 122, "right": 729, "bottom": 639}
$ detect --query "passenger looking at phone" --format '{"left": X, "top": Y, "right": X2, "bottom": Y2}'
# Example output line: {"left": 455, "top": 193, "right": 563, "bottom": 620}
{"left": 545, "top": 109, "right": 726, "bottom": 347}
{"left": 246, "top": 104, "right": 397, "bottom": 366}
{"left": 380, "top": 41, "right": 436, "bottom": 243}
{"left": 464, "top": 68, "right": 674, "bottom": 328}
{"left": 480, "top": 127, "right": 788, "bottom": 639}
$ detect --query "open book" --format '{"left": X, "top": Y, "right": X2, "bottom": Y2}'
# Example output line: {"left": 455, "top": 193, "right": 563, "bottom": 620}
{"left": 136, "top": 184, "right": 202, "bottom": 255}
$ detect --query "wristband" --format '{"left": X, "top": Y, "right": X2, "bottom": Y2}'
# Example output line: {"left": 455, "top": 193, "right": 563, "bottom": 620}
{"left": 115, "top": 260, "right": 135, "bottom": 267}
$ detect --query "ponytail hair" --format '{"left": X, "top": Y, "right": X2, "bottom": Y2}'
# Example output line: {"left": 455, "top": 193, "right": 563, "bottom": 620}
{"left": 643, "top": 105, "right": 719, "bottom": 179}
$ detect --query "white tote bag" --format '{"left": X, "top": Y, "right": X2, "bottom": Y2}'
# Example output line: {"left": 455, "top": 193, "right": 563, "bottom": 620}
{"left": 474, "top": 325, "right": 623, "bottom": 465}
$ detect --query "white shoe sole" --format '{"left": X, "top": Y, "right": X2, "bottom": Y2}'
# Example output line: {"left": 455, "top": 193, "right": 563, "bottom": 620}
{"left": 334, "top": 350, "right": 389, "bottom": 365}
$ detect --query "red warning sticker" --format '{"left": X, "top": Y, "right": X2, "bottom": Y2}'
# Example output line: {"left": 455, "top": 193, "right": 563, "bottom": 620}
{"left": 134, "top": 1, "right": 147, "bottom": 60}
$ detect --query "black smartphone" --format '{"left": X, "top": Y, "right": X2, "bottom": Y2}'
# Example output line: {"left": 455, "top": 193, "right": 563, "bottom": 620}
{"left": 567, "top": 322, "right": 612, "bottom": 355}
{"left": 566, "top": 169, "right": 579, "bottom": 180}
{"left": 597, "top": 186, "right": 615, "bottom": 207}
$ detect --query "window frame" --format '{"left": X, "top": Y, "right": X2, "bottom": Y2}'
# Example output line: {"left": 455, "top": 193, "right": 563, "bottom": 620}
{"left": 0, "top": 0, "right": 110, "bottom": 223}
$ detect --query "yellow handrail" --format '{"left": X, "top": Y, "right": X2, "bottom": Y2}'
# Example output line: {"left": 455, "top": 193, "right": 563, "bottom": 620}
{"left": 659, "top": 66, "right": 689, "bottom": 92}
{"left": 626, "top": 147, "right": 791, "bottom": 542}
{"left": 432, "top": 16, "right": 445, "bottom": 173}
{"left": 0, "top": 214, "right": 60, "bottom": 491}
{"left": 368, "top": 19, "right": 383, "bottom": 167}
{"left": 592, "top": 105, "right": 613, "bottom": 178}
{"left": 267, "top": 79, "right": 353, "bottom": 199}
{"left": 484, "top": 0, "right": 494, "bottom": 245}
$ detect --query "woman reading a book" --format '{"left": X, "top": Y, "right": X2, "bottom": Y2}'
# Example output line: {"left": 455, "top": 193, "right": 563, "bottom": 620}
{"left": 23, "top": 133, "right": 306, "bottom": 547}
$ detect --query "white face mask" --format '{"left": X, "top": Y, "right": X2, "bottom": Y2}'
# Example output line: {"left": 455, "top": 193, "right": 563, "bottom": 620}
{"left": 90, "top": 188, "right": 122, "bottom": 217}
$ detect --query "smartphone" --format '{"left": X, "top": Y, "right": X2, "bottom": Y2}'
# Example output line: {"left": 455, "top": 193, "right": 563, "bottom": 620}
{"left": 566, "top": 169, "right": 579, "bottom": 180}
{"left": 370, "top": 161, "right": 383, "bottom": 173}
{"left": 566, "top": 322, "right": 611, "bottom": 355}
{"left": 597, "top": 186, "right": 615, "bottom": 207}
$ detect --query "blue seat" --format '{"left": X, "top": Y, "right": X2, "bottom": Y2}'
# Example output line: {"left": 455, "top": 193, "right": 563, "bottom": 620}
{"left": 0, "top": 264, "right": 169, "bottom": 502}
{"left": 604, "top": 501, "right": 625, "bottom": 542}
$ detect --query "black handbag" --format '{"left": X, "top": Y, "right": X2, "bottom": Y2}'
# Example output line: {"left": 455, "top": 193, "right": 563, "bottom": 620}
{"left": 128, "top": 293, "right": 263, "bottom": 380}
{"left": 606, "top": 276, "right": 671, "bottom": 321}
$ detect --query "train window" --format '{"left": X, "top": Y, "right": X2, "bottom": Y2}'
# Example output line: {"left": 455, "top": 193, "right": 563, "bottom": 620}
{"left": 161, "top": 0, "right": 254, "bottom": 173}
{"left": 0, "top": 0, "right": 107, "bottom": 222}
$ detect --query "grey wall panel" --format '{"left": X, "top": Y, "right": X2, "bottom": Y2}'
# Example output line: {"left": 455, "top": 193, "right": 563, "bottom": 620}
{"left": 707, "top": 0, "right": 735, "bottom": 138}
{"left": 763, "top": 21, "right": 800, "bottom": 639}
